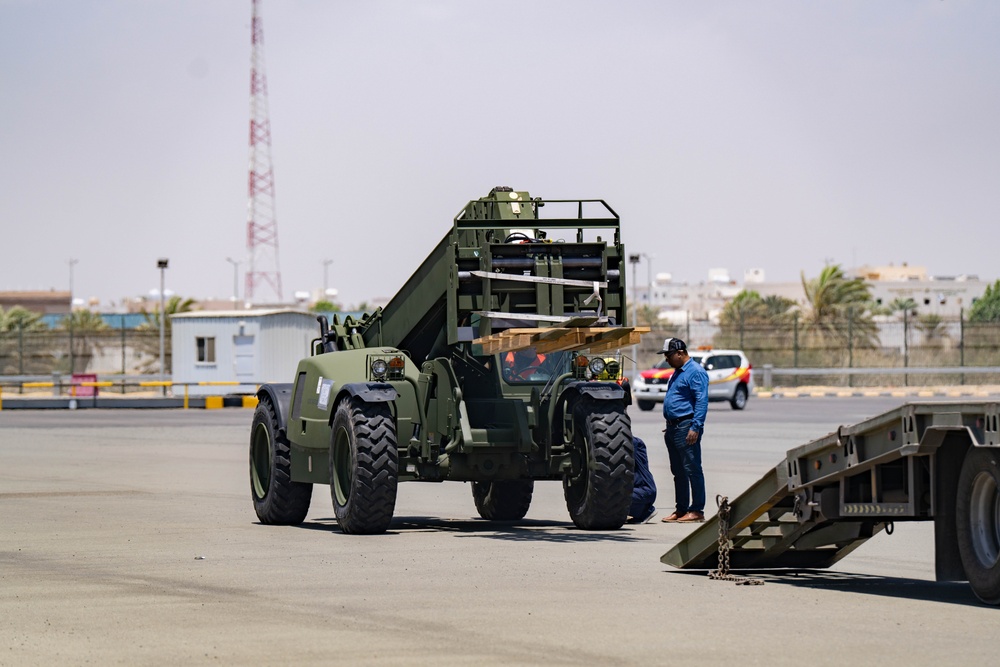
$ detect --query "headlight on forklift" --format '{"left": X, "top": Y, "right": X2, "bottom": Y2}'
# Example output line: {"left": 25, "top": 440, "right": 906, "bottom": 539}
{"left": 589, "top": 357, "right": 606, "bottom": 375}
{"left": 605, "top": 360, "right": 620, "bottom": 379}
{"left": 371, "top": 359, "right": 389, "bottom": 380}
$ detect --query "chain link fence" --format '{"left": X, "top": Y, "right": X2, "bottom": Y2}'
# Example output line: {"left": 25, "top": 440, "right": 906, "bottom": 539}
{"left": 3, "top": 315, "right": 1000, "bottom": 388}
{"left": 0, "top": 326, "right": 169, "bottom": 379}
{"left": 636, "top": 314, "right": 1000, "bottom": 387}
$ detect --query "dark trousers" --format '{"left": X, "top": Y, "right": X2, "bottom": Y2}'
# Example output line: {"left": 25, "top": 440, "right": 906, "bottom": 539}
{"left": 664, "top": 418, "right": 705, "bottom": 513}
{"left": 629, "top": 437, "right": 657, "bottom": 517}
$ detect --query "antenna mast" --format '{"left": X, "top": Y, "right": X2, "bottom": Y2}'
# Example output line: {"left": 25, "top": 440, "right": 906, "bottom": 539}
{"left": 245, "top": 0, "right": 282, "bottom": 304}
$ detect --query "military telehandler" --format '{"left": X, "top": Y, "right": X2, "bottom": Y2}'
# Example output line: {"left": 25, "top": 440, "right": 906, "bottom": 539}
{"left": 249, "top": 187, "right": 647, "bottom": 534}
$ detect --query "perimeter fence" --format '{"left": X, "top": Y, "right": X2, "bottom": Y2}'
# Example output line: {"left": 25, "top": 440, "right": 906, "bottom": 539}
{"left": 3, "top": 314, "right": 1000, "bottom": 388}
{"left": 636, "top": 314, "right": 1000, "bottom": 388}
{"left": 0, "top": 325, "right": 168, "bottom": 379}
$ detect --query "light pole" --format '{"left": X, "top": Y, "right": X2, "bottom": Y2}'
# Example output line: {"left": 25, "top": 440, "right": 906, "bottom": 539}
{"left": 226, "top": 257, "right": 240, "bottom": 307}
{"left": 628, "top": 254, "right": 640, "bottom": 378}
{"left": 322, "top": 259, "right": 333, "bottom": 298}
{"left": 68, "top": 258, "right": 79, "bottom": 309}
{"left": 157, "top": 258, "right": 169, "bottom": 384}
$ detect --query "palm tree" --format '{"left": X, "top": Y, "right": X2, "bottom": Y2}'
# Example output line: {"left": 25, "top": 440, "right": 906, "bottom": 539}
{"left": 58, "top": 310, "right": 110, "bottom": 374}
{"left": 888, "top": 297, "right": 918, "bottom": 318}
{"left": 716, "top": 290, "right": 797, "bottom": 350}
{"left": 916, "top": 313, "right": 949, "bottom": 347}
{"left": 800, "top": 265, "right": 879, "bottom": 349}
{"left": 0, "top": 306, "right": 48, "bottom": 374}
{"left": 138, "top": 295, "right": 197, "bottom": 333}
{"left": 0, "top": 305, "right": 46, "bottom": 332}
{"left": 135, "top": 296, "right": 197, "bottom": 373}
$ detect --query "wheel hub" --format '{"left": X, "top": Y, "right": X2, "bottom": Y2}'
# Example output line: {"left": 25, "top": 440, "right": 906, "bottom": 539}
{"left": 969, "top": 471, "right": 1000, "bottom": 569}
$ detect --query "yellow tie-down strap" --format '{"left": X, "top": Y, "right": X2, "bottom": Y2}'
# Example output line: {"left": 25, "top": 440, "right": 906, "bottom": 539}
{"left": 474, "top": 326, "right": 650, "bottom": 355}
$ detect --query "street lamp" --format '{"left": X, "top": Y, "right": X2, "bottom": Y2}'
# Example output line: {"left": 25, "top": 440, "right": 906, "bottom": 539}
{"left": 628, "top": 254, "right": 640, "bottom": 378}
{"left": 157, "top": 258, "right": 169, "bottom": 384}
{"left": 68, "top": 258, "right": 79, "bottom": 310}
{"left": 226, "top": 257, "right": 240, "bottom": 307}
{"left": 322, "top": 259, "right": 333, "bottom": 297}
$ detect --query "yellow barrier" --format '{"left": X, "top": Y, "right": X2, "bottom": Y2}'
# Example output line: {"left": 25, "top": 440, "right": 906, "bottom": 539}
{"left": 0, "top": 379, "right": 263, "bottom": 411}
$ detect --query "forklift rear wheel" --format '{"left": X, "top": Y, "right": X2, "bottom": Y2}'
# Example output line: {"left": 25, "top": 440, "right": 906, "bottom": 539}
{"left": 330, "top": 397, "right": 398, "bottom": 534}
{"left": 472, "top": 480, "right": 534, "bottom": 521}
{"left": 250, "top": 398, "right": 312, "bottom": 524}
{"left": 956, "top": 446, "right": 1000, "bottom": 604}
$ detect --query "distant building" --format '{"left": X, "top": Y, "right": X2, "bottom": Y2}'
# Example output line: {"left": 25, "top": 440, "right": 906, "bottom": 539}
{"left": 0, "top": 290, "right": 71, "bottom": 315}
{"left": 638, "top": 262, "right": 992, "bottom": 324}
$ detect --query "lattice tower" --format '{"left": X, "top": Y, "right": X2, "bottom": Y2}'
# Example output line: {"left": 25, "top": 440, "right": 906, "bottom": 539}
{"left": 245, "top": 0, "right": 282, "bottom": 303}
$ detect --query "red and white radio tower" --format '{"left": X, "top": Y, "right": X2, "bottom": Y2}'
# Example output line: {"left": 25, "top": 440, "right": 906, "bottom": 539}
{"left": 245, "top": 0, "right": 283, "bottom": 304}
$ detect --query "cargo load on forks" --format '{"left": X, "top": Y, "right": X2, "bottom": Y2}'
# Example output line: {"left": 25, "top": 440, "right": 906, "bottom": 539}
{"left": 249, "top": 187, "right": 648, "bottom": 534}
{"left": 663, "top": 401, "right": 1000, "bottom": 604}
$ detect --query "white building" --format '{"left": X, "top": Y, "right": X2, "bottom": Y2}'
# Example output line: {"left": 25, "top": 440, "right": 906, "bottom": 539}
{"left": 635, "top": 262, "right": 993, "bottom": 324}
{"left": 171, "top": 309, "right": 318, "bottom": 396}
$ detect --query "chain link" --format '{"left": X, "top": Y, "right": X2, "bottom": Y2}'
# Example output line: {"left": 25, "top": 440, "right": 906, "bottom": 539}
{"left": 708, "top": 495, "right": 764, "bottom": 586}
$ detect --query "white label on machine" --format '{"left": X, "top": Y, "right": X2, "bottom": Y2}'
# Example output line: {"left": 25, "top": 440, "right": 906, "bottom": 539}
{"left": 317, "top": 379, "right": 334, "bottom": 410}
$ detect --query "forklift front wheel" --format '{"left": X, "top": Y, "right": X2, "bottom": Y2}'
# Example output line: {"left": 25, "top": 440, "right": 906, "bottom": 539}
{"left": 330, "top": 397, "right": 399, "bottom": 534}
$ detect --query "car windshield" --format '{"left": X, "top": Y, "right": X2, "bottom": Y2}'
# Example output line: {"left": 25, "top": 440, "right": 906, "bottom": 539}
{"left": 500, "top": 347, "right": 568, "bottom": 384}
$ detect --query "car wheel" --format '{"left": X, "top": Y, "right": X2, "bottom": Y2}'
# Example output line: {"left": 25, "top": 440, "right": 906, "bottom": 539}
{"left": 730, "top": 384, "right": 748, "bottom": 410}
{"left": 637, "top": 400, "right": 655, "bottom": 412}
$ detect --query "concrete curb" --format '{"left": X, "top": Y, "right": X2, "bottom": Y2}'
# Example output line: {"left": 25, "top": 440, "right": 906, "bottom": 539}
{"left": 0, "top": 395, "right": 258, "bottom": 410}
{"left": 756, "top": 389, "right": 999, "bottom": 399}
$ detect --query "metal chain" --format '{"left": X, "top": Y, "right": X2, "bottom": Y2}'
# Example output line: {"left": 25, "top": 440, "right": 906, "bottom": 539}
{"left": 708, "top": 495, "right": 764, "bottom": 586}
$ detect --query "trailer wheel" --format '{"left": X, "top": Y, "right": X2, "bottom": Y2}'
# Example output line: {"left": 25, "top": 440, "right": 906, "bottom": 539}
{"left": 637, "top": 400, "right": 655, "bottom": 412}
{"left": 956, "top": 446, "right": 1000, "bottom": 604}
{"left": 330, "top": 397, "right": 398, "bottom": 534}
{"left": 472, "top": 480, "right": 534, "bottom": 521}
{"left": 250, "top": 398, "right": 312, "bottom": 524}
{"left": 730, "top": 384, "right": 748, "bottom": 410}
{"left": 563, "top": 397, "right": 633, "bottom": 530}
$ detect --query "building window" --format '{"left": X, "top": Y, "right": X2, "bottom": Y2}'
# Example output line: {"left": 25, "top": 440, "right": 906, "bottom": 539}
{"left": 197, "top": 337, "right": 216, "bottom": 363}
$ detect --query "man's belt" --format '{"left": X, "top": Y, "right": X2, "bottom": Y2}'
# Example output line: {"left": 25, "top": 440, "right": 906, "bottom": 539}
{"left": 666, "top": 414, "right": 693, "bottom": 427}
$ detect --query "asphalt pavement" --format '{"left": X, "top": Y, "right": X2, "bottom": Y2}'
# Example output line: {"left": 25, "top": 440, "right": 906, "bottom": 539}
{"left": 2, "top": 396, "right": 998, "bottom": 665}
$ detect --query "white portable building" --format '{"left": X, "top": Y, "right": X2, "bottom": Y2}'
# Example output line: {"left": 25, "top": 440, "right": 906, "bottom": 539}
{"left": 170, "top": 309, "right": 317, "bottom": 396}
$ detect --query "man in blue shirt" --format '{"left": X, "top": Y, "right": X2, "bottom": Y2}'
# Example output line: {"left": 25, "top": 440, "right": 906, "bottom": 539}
{"left": 658, "top": 338, "right": 709, "bottom": 523}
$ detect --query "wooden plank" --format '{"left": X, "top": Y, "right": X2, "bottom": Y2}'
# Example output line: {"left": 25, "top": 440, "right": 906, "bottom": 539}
{"left": 535, "top": 331, "right": 587, "bottom": 353}
{"left": 472, "top": 326, "right": 651, "bottom": 355}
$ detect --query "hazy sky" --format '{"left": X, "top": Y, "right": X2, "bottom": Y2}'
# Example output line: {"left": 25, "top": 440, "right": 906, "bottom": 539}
{"left": 2, "top": 1, "right": 998, "bottom": 309}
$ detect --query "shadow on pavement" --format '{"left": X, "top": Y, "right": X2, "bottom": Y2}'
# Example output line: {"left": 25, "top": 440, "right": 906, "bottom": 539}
{"left": 297, "top": 515, "right": 641, "bottom": 542}
{"left": 667, "top": 568, "right": 991, "bottom": 607}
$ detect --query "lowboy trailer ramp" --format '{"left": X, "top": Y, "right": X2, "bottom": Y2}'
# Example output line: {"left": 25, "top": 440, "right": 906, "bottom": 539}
{"left": 663, "top": 401, "right": 1000, "bottom": 604}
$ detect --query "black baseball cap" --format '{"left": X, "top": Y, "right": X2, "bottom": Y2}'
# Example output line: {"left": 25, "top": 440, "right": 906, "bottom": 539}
{"left": 659, "top": 338, "right": 687, "bottom": 355}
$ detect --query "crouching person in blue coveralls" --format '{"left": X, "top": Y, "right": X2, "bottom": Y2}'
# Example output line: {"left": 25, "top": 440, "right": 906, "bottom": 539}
{"left": 628, "top": 436, "right": 658, "bottom": 524}
{"left": 621, "top": 378, "right": 658, "bottom": 524}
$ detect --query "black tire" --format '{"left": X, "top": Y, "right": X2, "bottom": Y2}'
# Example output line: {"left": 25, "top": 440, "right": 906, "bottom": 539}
{"left": 250, "top": 398, "right": 312, "bottom": 524}
{"left": 637, "top": 400, "right": 655, "bottom": 412}
{"left": 563, "top": 398, "right": 634, "bottom": 530}
{"left": 330, "top": 397, "right": 398, "bottom": 534}
{"left": 730, "top": 384, "right": 748, "bottom": 410}
{"left": 472, "top": 480, "right": 534, "bottom": 521}
{"left": 956, "top": 446, "right": 1000, "bottom": 604}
